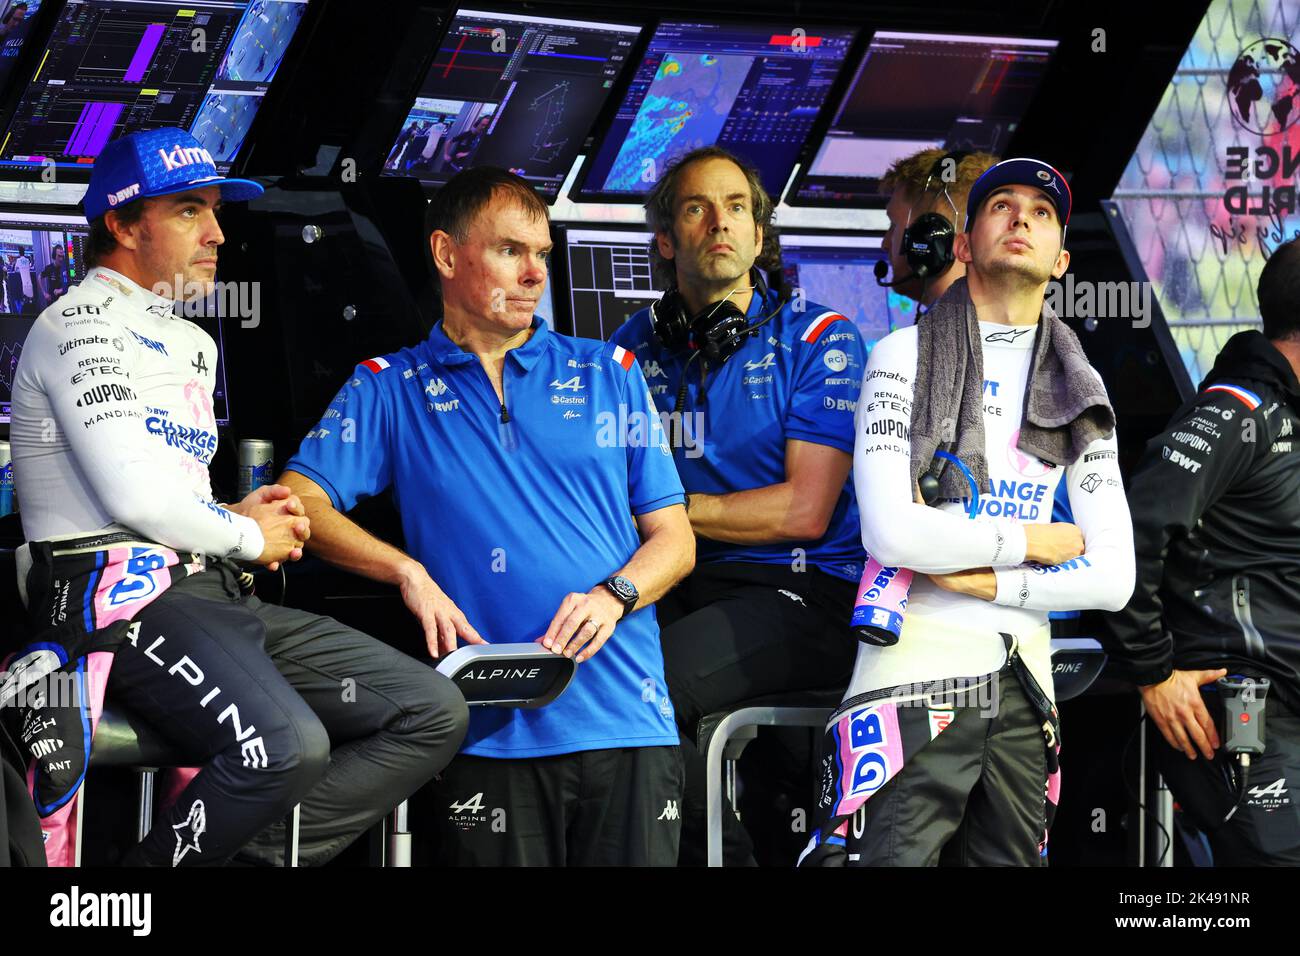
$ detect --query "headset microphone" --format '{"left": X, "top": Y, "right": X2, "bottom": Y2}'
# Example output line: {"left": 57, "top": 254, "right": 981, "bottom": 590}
{"left": 874, "top": 259, "right": 916, "bottom": 288}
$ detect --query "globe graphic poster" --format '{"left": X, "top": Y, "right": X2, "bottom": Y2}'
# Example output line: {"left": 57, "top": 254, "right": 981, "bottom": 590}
{"left": 1226, "top": 37, "right": 1300, "bottom": 134}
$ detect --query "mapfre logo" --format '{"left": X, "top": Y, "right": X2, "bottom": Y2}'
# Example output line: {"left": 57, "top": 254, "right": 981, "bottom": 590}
{"left": 549, "top": 376, "right": 585, "bottom": 391}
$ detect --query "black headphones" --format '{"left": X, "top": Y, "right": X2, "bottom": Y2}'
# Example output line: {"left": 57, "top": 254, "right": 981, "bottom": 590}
{"left": 650, "top": 266, "right": 775, "bottom": 368}
{"left": 900, "top": 149, "right": 972, "bottom": 280}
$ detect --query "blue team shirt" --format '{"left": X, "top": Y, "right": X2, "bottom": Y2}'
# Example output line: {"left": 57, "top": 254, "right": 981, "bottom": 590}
{"left": 286, "top": 319, "right": 685, "bottom": 758}
{"left": 611, "top": 287, "right": 866, "bottom": 581}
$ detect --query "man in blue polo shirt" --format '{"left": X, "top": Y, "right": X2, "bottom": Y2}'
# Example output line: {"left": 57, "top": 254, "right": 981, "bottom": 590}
{"left": 281, "top": 167, "right": 695, "bottom": 866}
{"left": 610, "top": 146, "right": 866, "bottom": 865}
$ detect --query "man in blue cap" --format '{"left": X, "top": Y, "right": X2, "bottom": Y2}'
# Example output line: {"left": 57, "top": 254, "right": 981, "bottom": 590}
{"left": 8, "top": 128, "right": 468, "bottom": 866}
{"left": 800, "top": 158, "right": 1135, "bottom": 866}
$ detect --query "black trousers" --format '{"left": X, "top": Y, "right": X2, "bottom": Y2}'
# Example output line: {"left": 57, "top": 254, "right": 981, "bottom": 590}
{"left": 834, "top": 671, "right": 1049, "bottom": 867}
{"left": 428, "top": 746, "right": 683, "bottom": 866}
{"left": 656, "top": 561, "right": 858, "bottom": 866}
{"left": 108, "top": 562, "right": 468, "bottom": 866}
{"left": 1158, "top": 693, "right": 1300, "bottom": 866}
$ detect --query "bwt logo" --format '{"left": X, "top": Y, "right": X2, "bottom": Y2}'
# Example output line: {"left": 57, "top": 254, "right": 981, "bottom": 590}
{"left": 107, "top": 182, "right": 141, "bottom": 207}
{"left": 158, "top": 144, "right": 216, "bottom": 171}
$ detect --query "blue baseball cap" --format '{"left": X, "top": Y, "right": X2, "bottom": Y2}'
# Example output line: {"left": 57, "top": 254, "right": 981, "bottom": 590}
{"left": 964, "top": 157, "right": 1071, "bottom": 230}
{"left": 84, "top": 127, "right": 263, "bottom": 221}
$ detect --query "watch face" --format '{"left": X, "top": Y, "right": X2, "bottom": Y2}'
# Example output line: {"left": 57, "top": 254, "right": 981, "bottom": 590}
{"left": 609, "top": 575, "right": 637, "bottom": 602}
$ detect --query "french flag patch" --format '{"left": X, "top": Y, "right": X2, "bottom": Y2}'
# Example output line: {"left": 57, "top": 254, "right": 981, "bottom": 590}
{"left": 800, "top": 311, "right": 847, "bottom": 344}
{"left": 1204, "top": 383, "right": 1261, "bottom": 410}
{"left": 360, "top": 356, "right": 391, "bottom": 374}
{"left": 612, "top": 346, "right": 636, "bottom": 370}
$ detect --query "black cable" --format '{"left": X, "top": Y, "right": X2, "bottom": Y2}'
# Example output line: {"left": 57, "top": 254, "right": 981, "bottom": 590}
{"left": 1121, "top": 713, "right": 1174, "bottom": 866}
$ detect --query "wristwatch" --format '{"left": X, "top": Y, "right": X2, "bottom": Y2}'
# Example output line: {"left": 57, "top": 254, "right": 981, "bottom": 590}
{"left": 602, "top": 575, "right": 639, "bottom": 619}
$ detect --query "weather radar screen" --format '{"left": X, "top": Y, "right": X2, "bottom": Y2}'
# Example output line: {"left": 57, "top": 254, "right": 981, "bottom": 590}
{"left": 578, "top": 19, "right": 856, "bottom": 200}
{"left": 0, "top": 0, "right": 309, "bottom": 176}
{"left": 383, "top": 7, "right": 643, "bottom": 199}
{"left": 791, "top": 31, "right": 1057, "bottom": 205}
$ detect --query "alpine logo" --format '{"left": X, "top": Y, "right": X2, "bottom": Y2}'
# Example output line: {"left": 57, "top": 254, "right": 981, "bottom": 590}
{"left": 549, "top": 376, "right": 585, "bottom": 391}
{"left": 657, "top": 800, "right": 680, "bottom": 821}
{"left": 1247, "top": 777, "right": 1290, "bottom": 809}
{"left": 158, "top": 144, "right": 216, "bottom": 172}
{"left": 745, "top": 352, "right": 776, "bottom": 372}
{"left": 449, "top": 793, "right": 486, "bottom": 815}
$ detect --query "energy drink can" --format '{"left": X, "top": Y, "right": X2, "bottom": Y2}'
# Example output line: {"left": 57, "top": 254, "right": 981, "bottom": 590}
{"left": 850, "top": 557, "right": 912, "bottom": 646}
{"left": 237, "top": 439, "right": 275, "bottom": 499}
{"left": 0, "top": 440, "right": 12, "bottom": 516}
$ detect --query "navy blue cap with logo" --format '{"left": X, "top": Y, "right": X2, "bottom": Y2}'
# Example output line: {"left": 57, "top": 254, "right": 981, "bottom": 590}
{"left": 964, "top": 157, "right": 1072, "bottom": 232}
{"left": 83, "top": 127, "right": 263, "bottom": 221}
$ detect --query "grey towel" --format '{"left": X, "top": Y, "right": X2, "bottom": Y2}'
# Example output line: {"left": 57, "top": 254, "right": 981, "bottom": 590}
{"left": 909, "top": 277, "right": 1115, "bottom": 498}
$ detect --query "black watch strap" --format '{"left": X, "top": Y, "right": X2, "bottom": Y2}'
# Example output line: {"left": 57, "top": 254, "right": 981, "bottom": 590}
{"left": 603, "top": 575, "right": 638, "bottom": 619}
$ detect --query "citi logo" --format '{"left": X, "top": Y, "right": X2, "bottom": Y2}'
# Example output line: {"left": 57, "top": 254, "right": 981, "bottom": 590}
{"left": 550, "top": 376, "right": 585, "bottom": 391}
{"left": 158, "top": 144, "right": 215, "bottom": 172}
{"left": 745, "top": 352, "right": 776, "bottom": 371}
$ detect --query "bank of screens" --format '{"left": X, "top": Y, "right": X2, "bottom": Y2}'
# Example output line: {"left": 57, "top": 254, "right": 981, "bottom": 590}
{"left": 0, "top": 0, "right": 309, "bottom": 176}
{"left": 0, "top": 208, "right": 231, "bottom": 423}
{"left": 562, "top": 226, "right": 662, "bottom": 341}
{"left": 578, "top": 19, "right": 857, "bottom": 201}
{"left": 384, "top": 7, "right": 642, "bottom": 199}
{"left": 778, "top": 232, "right": 915, "bottom": 345}
{"left": 791, "top": 31, "right": 1057, "bottom": 206}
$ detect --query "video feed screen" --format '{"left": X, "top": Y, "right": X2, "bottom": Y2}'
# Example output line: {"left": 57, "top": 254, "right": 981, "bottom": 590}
{"left": 0, "top": 0, "right": 47, "bottom": 96}
{"left": 0, "top": 208, "right": 231, "bottom": 424}
{"left": 383, "top": 7, "right": 642, "bottom": 199}
{"left": 562, "top": 226, "right": 662, "bottom": 342}
{"left": 792, "top": 31, "right": 1057, "bottom": 206}
{"left": 578, "top": 19, "right": 856, "bottom": 200}
{"left": 0, "top": 0, "right": 309, "bottom": 176}
{"left": 778, "top": 232, "right": 915, "bottom": 347}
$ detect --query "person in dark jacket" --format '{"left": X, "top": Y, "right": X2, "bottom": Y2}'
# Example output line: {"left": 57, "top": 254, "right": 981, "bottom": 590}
{"left": 1106, "top": 236, "right": 1300, "bottom": 865}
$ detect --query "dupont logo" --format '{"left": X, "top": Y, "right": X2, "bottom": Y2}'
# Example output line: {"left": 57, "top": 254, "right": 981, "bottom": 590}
{"left": 158, "top": 144, "right": 216, "bottom": 172}
{"left": 106, "top": 183, "right": 141, "bottom": 207}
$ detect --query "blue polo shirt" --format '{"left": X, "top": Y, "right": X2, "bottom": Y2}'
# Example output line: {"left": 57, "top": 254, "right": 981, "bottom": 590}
{"left": 286, "top": 319, "right": 685, "bottom": 758}
{"left": 611, "top": 287, "right": 866, "bottom": 582}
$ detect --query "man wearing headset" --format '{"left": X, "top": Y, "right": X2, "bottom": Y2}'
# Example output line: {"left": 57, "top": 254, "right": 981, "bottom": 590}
{"left": 610, "top": 146, "right": 867, "bottom": 865}
{"left": 877, "top": 148, "right": 1000, "bottom": 306}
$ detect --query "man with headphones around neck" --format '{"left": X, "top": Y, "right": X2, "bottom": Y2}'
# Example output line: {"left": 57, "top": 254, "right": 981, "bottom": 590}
{"left": 877, "top": 148, "right": 1000, "bottom": 308}
{"left": 610, "top": 146, "right": 868, "bottom": 866}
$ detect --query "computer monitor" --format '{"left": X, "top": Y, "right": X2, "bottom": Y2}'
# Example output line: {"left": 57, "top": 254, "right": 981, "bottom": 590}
{"left": 0, "top": 0, "right": 47, "bottom": 96}
{"left": 778, "top": 232, "right": 915, "bottom": 347}
{"left": 0, "top": 207, "right": 231, "bottom": 424}
{"left": 382, "top": 7, "right": 643, "bottom": 200}
{"left": 790, "top": 31, "right": 1058, "bottom": 206}
{"left": 577, "top": 19, "right": 857, "bottom": 201}
{"left": 561, "top": 225, "right": 662, "bottom": 341}
{"left": 0, "top": 0, "right": 310, "bottom": 177}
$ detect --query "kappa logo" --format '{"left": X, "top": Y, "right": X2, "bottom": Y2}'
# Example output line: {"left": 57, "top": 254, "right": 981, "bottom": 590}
{"left": 549, "top": 376, "right": 585, "bottom": 391}
{"left": 657, "top": 800, "right": 680, "bottom": 822}
{"left": 172, "top": 800, "right": 206, "bottom": 866}
{"left": 984, "top": 327, "right": 1033, "bottom": 344}
{"left": 425, "top": 378, "right": 450, "bottom": 398}
{"left": 1282, "top": 418, "right": 1294, "bottom": 437}
{"left": 745, "top": 352, "right": 776, "bottom": 372}
{"left": 158, "top": 143, "right": 216, "bottom": 172}
{"left": 642, "top": 360, "right": 666, "bottom": 379}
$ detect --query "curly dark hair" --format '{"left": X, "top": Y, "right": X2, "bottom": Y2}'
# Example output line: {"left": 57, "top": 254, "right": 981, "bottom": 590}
{"left": 644, "top": 146, "right": 780, "bottom": 289}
